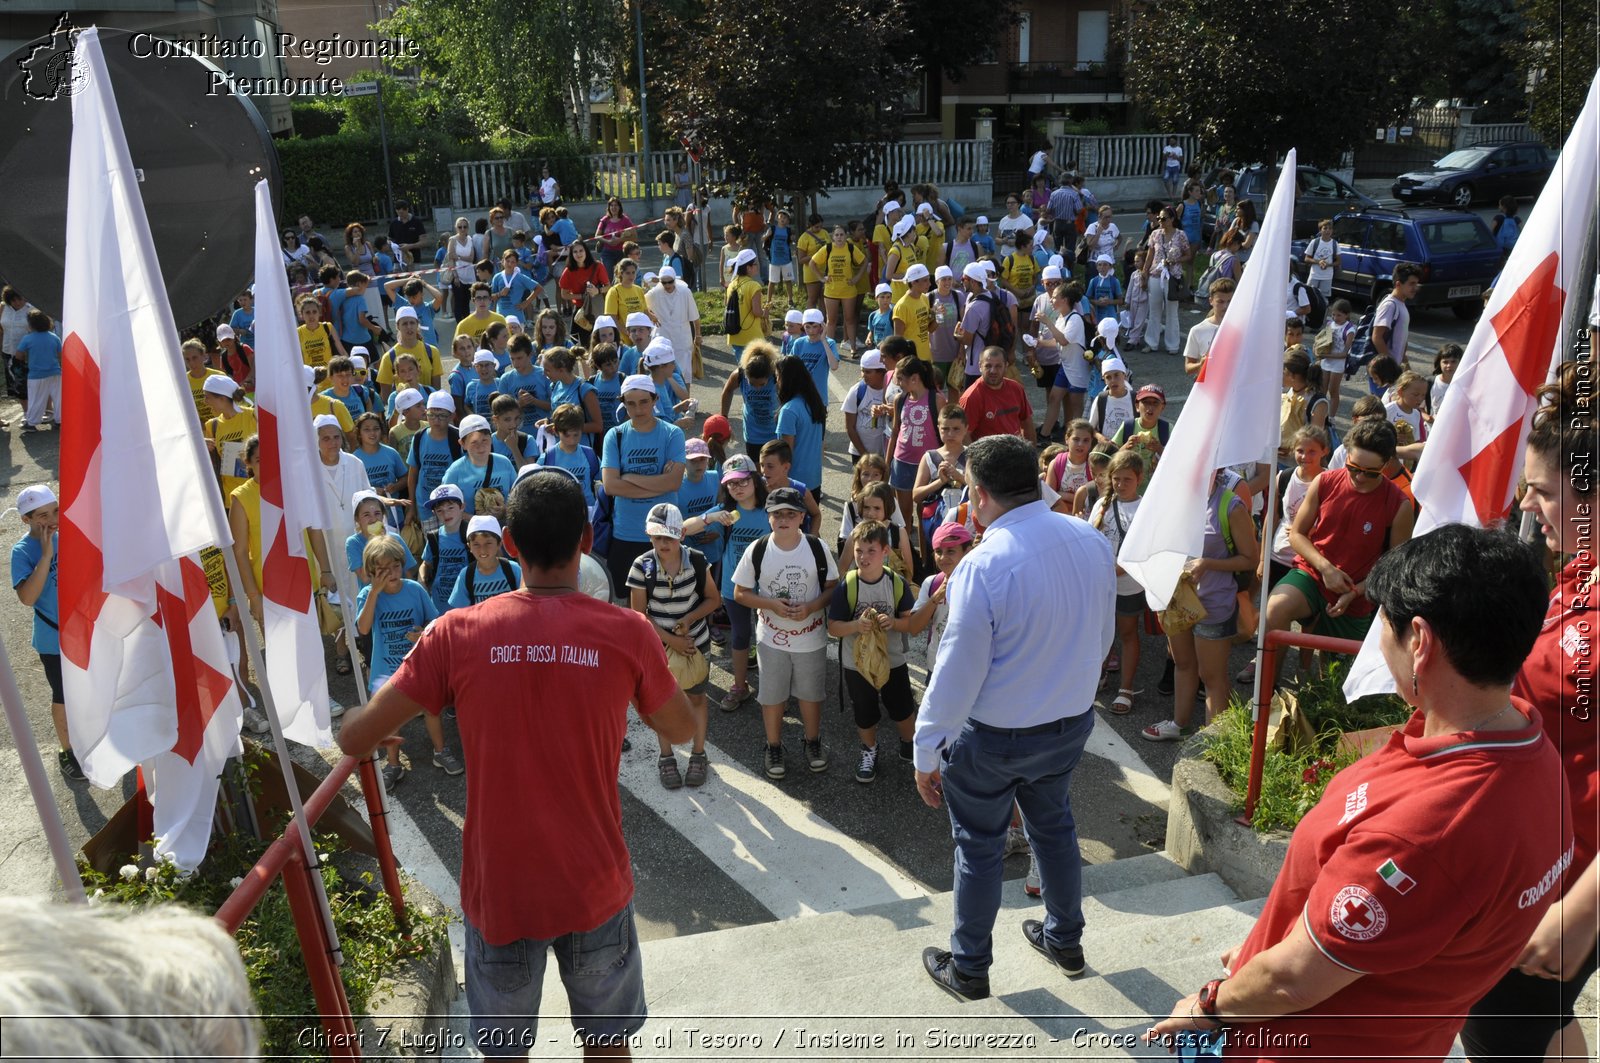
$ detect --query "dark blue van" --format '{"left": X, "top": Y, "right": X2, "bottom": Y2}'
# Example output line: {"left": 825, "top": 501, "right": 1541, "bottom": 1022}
{"left": 1292, "top": 207, "right": 1501, "bottom": 319}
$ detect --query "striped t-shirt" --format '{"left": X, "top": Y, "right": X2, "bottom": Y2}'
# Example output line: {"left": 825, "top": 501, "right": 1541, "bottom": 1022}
{"left": 625, "top": 546, "right": 711, "bottom": 653}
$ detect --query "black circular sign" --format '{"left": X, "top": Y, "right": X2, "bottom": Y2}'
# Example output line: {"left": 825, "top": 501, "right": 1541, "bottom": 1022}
{"left": 0, "top": 25, "right": 281, "bottom": 329}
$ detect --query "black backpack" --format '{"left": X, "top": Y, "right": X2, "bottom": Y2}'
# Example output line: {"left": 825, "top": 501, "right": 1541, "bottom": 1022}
{"left": 462, "top": 558, "right": 518, "bottom": 605}
{"left": 1296, "top": 281, "right": 1328, "bottom": 330}
{"left": 748, "top": 533, "right": 828, "bottom": 593}
{"left": 723, "top": 282, "right": 743, "bottom": 334}
{"left": 977, "top": 290, "right": 1016, "bottom": 350}
{"left": 409, "top": 424, "right": 462, "bottom": 466}
{"left": 638, "top": 547, "right": 709, "bottom": 603}
{"left": 1343, "top": 305, "right": 1382, "bottom": 376}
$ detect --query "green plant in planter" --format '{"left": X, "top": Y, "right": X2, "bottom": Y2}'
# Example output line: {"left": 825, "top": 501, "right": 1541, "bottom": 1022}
{"left": 80, "top": 777, "right": 448, "bottom": 1061}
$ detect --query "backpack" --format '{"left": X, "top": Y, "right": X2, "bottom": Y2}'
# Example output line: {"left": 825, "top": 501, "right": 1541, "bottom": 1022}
{"left": 976, "top": 291, "right": 1016, "bottom": 350}
{"left": 1296, "top": 281, "right": 1328, "bottom": 330}
{"left": 637, "top": 547, "right": 709, "bottom": 606}
{"left": 591, "top": 484, "right": 615, "bottom": 557}
{"left": 723, "top": 280, "right": 743, "bottom": 334}
{"left": 748, "top": 532, "right": 828, "bottom": 595}
{"left": 1215, "top": 488, "right": 1252, "bottom": 591}
{"left": 424, "top": 524, "right": 469, "bottom": 589}
{"left": 844, "top": 567, "right": 908, "bottom": 614}
{"left": 409, "top": 423, "right": 462, "bottom": 467}
{"left": 1343, "top": 305, "right": 1381, "bottom": 375}
{"left": 463, "top": 558, "right": 518, "bottom": 605}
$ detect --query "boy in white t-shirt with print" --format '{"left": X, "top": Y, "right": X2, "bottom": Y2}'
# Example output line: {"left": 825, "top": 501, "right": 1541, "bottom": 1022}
{"left": 732, "top": 487, "right": 839, "bottom": 781}
{"left": 1086, "top": 357, "right": 1135, "bottom": 450}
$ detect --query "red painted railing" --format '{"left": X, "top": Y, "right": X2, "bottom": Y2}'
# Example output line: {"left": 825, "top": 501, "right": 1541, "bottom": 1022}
{"left": 216, "top": 753, "right": 405, "bottom": 1061}
{"left": 1241, "top": 629, "right": 1365, "bottom": 824}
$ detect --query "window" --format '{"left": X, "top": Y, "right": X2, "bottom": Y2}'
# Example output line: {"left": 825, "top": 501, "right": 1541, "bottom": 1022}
{"left": 1017, "top": 13, "right": 1031, "bottom": 64}
{"left": 1421, "top": 220, "right": 1496, "bottom": 254}
{"left": 1514, "top": 146, "right": 1542, "bottom": 166}
{"left": 1303, "top": 171, "right": 1342, "bottom": 198}
{"left": 1333, "top": 218, "right": 1366, "bottom": 245}
{"left": 901, "top": 70, "right": 928, "bottom": 117}
{"left": 1368, "top": 221, "right": 1409, "bottom": 254}
{"left": 1077, "top": 11, "right": 1110, "bottom": 64}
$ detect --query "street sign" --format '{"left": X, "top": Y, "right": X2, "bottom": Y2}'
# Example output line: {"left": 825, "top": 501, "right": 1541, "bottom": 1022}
{"left": 342, "top": 81, "right": 379, "bottom": 97}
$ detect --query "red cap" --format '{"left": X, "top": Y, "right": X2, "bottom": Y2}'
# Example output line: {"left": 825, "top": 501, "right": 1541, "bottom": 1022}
{"left": 701, "top": 414, "right": 733, "bottom": 441}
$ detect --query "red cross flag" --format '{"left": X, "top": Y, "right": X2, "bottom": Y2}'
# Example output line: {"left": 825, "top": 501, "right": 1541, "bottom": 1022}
{"left": 251, "top": 179, "right": 335, "bottom": 746}
{"left": 1119, "top": 151, "right": 1299, "bottom": 608}
{"left": 1345, "top": 72, "right": 1599, "bottom": 700}
{"left": 57, "top": 27, "right": 244, "bottom": 868}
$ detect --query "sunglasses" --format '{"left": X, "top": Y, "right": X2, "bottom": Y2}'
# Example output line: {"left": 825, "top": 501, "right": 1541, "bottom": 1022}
{"left": 1345, "top": 462, "right": 1385, "bottom": 481}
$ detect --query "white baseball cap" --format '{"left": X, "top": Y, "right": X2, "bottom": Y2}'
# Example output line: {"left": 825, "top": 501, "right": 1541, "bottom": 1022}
{"left": 593, "top": 315, "right": 618, "bottom": 333}
{"left": 466, "top": 514, "right": 503, "bottom": 540}
{"left": 458, "top": 414, "right": 492, "bottom": 436}
{"left": 859, "top": 350, "right": 886, "bottom": 370}
{"left": 1041, "top": 265, "right": 1063, "bottom": 282}
{"left": 882, "top": 200, "right": 902, "bottom": 215}
{"left": 916, "top": 203, "right": 935, "bottom": 216}
{"left": 395, "top": 305, "right": 419, "bottom": 321}
{"left": 1096, "top": 253, "right": 1114, "bottom": 265}
{"left": 350, "top": 355, "right": 368, "bottom": 371}
{"left": 892, "top": 216, "right": 916, "bottom": 240}
{"left": 642, "top": 339, "right": 675, "bottom": 367}
{"left": 934, "top": 265, "right": 954, "bottom": 281}
{"left": 473, "top": 350, "right": 498, "bottom": 366}
{"left": 505, "top": 314, "right": 522, "bottom": 327}
{"left": 17, "top": 485, "right": 57, "bottom": 516}
{"left": 641, "top": 272, "right": 657, "bottom": 286}
{"left": 625, "top": 312, "right": 652, "bottom": 330}
{"left": 202, "top": 375, "right": 238, "bottom": 399}
{"left": 658, "top": 265, "right": 678, "bottom": 281}
{"left": 351, "top": 488, "right": 383, "bottom": 514}
{"left": 302, "top": 365, "right": 317, "bottom": 389}
{"left": 622, "top": 373, "right": 657, "bottom": 396}
{"left": 975, "top": 215, "right": 990, "bottom": 225}
{"left": 394, "top": 388, "right": 424, "bottom": 412}
{"left": 1097, "top": 317, "right": 1122, "bottom": 338}
{"left": 904, "top": 263, "right": 930, "bottom": 283}
{"left": 1100, "top": 357, "right": 1129, "bottom": 377}
{"left": 313, "top": 414, "right": 343, "bottom": 433}
{"left": 784, "top": 309, "right": 804, "bottom": 325}
{"left": 732, "top": 248, "right": 758, "bottom": 269}
{"left": 427, "top": 484, "right": 465, "bottom": 510}
{"left": 962, "top": 263, "right": 988, "bottom": 284}
{"left": 644, "top": 502, "right": 684, "bottom": 540}
{"left": 426, "top": 391, "right": 456, "bottom": 412}
{"left": 1048, "top": 254, "right": 1066, "bottom": 270}
{"left": 801, "top": 308, "right": 825, "bottom": 325}
{"left": 874, "top": 282, "right": 893, "bottom": 296}
{"left": 350, "top": 345, "right": 369, "bottom": 360}
{"left": 214, "top": 324, "right": 235, "bottom": 340}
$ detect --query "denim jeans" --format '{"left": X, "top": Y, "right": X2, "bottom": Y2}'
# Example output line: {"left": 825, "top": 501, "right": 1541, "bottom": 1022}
{"left": 941, "top": 711, "right": 1094, "bottom": 976}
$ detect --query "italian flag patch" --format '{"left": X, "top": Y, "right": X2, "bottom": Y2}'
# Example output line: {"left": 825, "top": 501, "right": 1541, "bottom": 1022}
{"left": 1377, "top": 859, "right": 1416, "bottom": 895}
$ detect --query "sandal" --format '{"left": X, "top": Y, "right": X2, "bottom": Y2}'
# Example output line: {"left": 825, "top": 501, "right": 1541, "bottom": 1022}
{"left": 1104, "top": 652, "right": 1121, "bottom": 673}
{"left": 1110, "top": 689, "right": 1138, "bottom": 716}
{"left": 658, "top": 755, "right": 683, "bottom": 789}
{"left": 334, "top": 654, "right": 352, "bottom": 676}
{"left": 685, "top": 752, "right": 709, "bottom": 788}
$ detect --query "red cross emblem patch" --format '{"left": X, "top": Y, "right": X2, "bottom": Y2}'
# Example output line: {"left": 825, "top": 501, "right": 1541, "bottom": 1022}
{"left": 1331, "top": 884, "right": 1388, "bottom": 941}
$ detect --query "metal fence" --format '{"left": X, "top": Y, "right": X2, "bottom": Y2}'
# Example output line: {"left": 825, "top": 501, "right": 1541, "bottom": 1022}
{"left": 1461, "top": 122, "right": 1538, "bottom": 146}
{"left": 1052, "top": 133, "right": 1198, "bottom": 179}
{"left": 448, "top": 139, "right": 993, "bottom": 212}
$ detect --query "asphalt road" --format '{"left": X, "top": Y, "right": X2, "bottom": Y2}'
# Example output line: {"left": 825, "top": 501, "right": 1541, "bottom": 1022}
{"left": 0, "top": 279, "right": 1482, "bottom": 953}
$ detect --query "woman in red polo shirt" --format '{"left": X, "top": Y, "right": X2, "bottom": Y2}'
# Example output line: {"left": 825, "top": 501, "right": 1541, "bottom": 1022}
{"left": 1463, "top": 361, "right": 1598, "bottom": 1063}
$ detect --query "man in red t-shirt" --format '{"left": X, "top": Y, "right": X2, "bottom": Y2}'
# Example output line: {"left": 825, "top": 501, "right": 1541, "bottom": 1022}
{"left": 1150, "top": 524, "right": 1571, "bottom": 1060}
{"left": 1260, "top": 418, "right": 1414, "bottom": 669}
{"left": 340, "top": 466, "right": 693, "bottom": 1057}
{"left": 959, "top": 347, "right": 1033, "bottom": 441}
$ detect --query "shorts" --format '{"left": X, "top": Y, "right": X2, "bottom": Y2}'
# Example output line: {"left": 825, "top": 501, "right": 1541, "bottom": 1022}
{"left": 1267, "top": 557, "right": 1294, "bottom": 590}
{"left": 1319, "top": 357, "right": 1345, "bottom": 376}
{"left": 464, "top": 901, "right": 645, "bottom": 1058}
{"left": 890, "top": 459, "right": 919, "bottom": 491}
{"left": 39, "top": 653, "right": 63, "bottom": 704}
{"left": 768, "top": 262, "right": 795, "bottom": 284}
{"left": 844, "top": 664, "right": 916, "bottom": 730}
{"left": 726, "top": 600, "right": 755, "bottom": 652}
{"left": 755, "top": 643, "right": 826, "bottom": 704}
{"left": 1462, "top": 939, "right": 1600, "bottom": 1062}
{"left": 605, "top": 539, "right": 650, "bottom": 601}
{"left": 1193, "top": 604, "right": 1239, "bottom": 642}
{"left": 1052, "top": 366, "right": 1087, "bottom": 394}
{"left": 1275, "top": 567, "right": 1375, "bottom": 642}
{"left": 1115, "top": 592, "right": 1146, "bottom": 617}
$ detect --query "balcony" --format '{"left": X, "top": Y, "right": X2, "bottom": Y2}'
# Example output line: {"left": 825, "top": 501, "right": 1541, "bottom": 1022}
{"left": 1006, "top": 61, "right": 1123, "bottom": 97}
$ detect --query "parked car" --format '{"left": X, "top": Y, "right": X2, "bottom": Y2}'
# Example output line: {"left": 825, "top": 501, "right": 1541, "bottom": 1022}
{"left": 1227, "top": 163, "right": 1380, "bottom": 240}
{"left": 1391, "top": 142, "right": 1554, "bottom": 207}
{"left": 1290, "top": 207, "right": 1501, "bottom": 319}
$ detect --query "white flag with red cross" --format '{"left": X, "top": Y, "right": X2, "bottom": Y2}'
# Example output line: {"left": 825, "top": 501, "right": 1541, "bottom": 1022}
{"left": 57, "top": 27, "right": 244, "bottom": 868}
{"left": 1344, "top": 72, "right": 1599, "bottom": 700}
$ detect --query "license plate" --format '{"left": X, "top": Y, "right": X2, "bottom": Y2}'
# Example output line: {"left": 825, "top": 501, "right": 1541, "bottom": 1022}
{"left": 1447, "top": 285, "right": 1481, "bottom": 299}
{"left": 1398, "top": 188, "right": 1413, "bottom": 196}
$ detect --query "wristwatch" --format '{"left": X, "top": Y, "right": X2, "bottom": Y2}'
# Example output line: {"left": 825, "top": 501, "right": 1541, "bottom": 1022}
{"left": 1197, "top": 978, "right": 1225, "bottom": 1019}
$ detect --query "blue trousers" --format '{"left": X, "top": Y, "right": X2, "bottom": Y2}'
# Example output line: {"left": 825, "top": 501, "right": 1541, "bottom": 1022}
{"left": 942, "top": 711, "right": 1094, "bottom": 976}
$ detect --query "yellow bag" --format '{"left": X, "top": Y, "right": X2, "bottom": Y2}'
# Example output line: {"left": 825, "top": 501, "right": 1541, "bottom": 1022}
{"left": 475, "top": 487, "right": 506, "bottom": 522}
{"left": 1159, "top": 573, "right": 1205, "bottom": 636}
{"left": 691, "top": 340, "right": 704, "bottom": 380}
{"left": 399, "top": 516, "right": 425, "bottom": 559}
{"left": 946, "top": 359, "right": 966, "bottom": 391}
{"left": 316, "top": 591, "right": 343, "bottom": 636}
{"left": 853, "top": 612, "right": 891, "bottom": 690}
{"left": 666, "top": 646, "right": 709, "bottom": 690}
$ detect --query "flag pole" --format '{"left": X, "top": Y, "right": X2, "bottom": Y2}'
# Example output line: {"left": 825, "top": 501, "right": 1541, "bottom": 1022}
{"left": 0, "top": 636, "right": 87, "bottom": 902}
{"left": 1249, "top": 445, "right": 1279, "bottom": 723}
{"left": 216, "top": 533, "right": 345, "bottom": 965}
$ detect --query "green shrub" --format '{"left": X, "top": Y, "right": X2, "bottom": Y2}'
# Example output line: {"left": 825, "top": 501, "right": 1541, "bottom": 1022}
{"left": 290, "top": 102, "right": 345, "bottom": 140}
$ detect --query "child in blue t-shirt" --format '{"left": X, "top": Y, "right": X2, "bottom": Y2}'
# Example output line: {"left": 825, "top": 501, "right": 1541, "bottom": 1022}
{"left": 229, "top": 289, "right": 256, "bottom": 350}
{"left": 765, "top": 210, "right": 796, "bottom": 305}
{"left": 619, "top": 317, "right": 654, "bottom": 377}
{"left": 678, "top": 439, "right": 723, "bottom": 568}
{"left": 866, "top": 284, "right": 895, "bottom": 347}
{"left": 972, "top": 217, "right": 997, "bottom": 257}
{"left": 18, "top": 309, "right": 63, "bottom": 430}
{"left": 680, "top": 454, "right": 770, "bottom": 708}
{"left": 448, "top": 515, "right": 522, "bottom": 609}
{"left": 330, "top": 274, "right": 378, "bottom": 347}
{"left": 354, "top": 535, "right": 457, "bottom": 787}
{"left": 406, "top": 396, "right": 461, "bottom": 529}
{"left": 536, "top": 405, "right": 600, "bottom": 507}
{"left": 1086, "top": 255, "right": 1124, "bottom": 324}
{"left": 419, "top": 484, "right": 471, "bottom": 613}
{"left": 345, "top": 492, "right": 418, "bottom": 590}
{"left": 10, "top": 485, "right": 79, "bottom": 780}
{"left": 465, "top": 351, "right": 501, "bottom": 418}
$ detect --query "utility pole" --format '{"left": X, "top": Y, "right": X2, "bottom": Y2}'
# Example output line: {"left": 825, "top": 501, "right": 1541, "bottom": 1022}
{"left": 633, "top": 0, "right": 654, "bottom": 217}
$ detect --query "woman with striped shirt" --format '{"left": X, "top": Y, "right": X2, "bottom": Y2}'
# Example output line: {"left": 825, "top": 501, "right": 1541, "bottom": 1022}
{"left": 627, "top": 503, "right": 722, "bottom": 790}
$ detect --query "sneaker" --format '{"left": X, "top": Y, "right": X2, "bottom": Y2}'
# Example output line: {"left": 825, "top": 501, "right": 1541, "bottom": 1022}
{"left": 922, "top": 947, "right": 991, "bottom": 1002}
{"left": 804, "top": 736, "right": 829, "bottom": 773}
{"left": 708, "top": 627, "right": 727, "bottom": 648}
{"left": 1022, "top": 919, "right": 1086, "bottom": 976}
{"left": 242, "top": 706, "right": 271, "bottom": 735}
{"left": 1004, "top": 826, "right": 1030, "bottom": 858}
{"left": 855, "top": 744, "right": 878, "bottom": 784}
{"left": 58, "top": 749, "right": 86, "bottom": 782}
{"left": 1236, "top": 661, "right": 1256, "bottom": 686}
{"left": 328, "top": 699, "right": 346, "bottom": 719}
{"left": 443, "top": 704, "right": 457, "bottom": 719}
{"left": 898, "top": 738, "right": 915, "bottom": 762}
{"left": 1024, "top": 851, "right": 1042, "bottom": 897}
{"left": 432, "top": 748, "right": 464, "bottom": 776}
{"left": 1140, "top": 719, "right": 1192, "bottom": 742}
{"left": 719, "top": 685, "right": 749, "bottom": 712}
{"left": 1156, "top": 657, "right": 1176, "bottom": 696}
{"left": 763, "top": 743, "right": 785, "bottom": 780}
{"left": 658, "top": 755, "right": 684, "bottom": 790}
{"left": 381, "top": 762, "right": 406, "bottom": 792}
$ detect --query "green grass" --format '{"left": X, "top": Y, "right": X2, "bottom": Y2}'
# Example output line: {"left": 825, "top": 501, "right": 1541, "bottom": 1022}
{"left": 692, "top": 287, "right": 817, "bottom": 337}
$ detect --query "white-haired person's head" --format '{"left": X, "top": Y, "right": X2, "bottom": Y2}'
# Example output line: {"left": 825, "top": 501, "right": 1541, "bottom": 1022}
{"left": 0, "top": 896, "right": 259, "bottom": 1060}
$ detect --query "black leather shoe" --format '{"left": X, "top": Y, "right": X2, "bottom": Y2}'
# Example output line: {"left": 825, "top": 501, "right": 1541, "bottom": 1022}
{"left": 1022, "top": 919, "right": 1086, "bottom": 976}
{"left": 922, "top": 947, "right": 990, "bottom": 1001}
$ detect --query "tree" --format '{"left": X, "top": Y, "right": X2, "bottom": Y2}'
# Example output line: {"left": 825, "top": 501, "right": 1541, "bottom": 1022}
{"left": 1441, "top": 0, "right": 1530, "bottom": 121}
{"left": 656, "top": 0, "right": 915, "bottom": 200}
{"left": 1122, "top": 0, "right": 1447, "bottom": 167}
{"left": 898, "top": 0, "right": 1022, "bottom": 83}
{"left": 375, "top": 0, "right": 626, "bottom": 140}
{"left": 1517, "top": 0, "right": 1599, "bottom": 144}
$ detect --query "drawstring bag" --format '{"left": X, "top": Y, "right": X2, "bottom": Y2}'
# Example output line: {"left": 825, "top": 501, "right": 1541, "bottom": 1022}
{"left": 853, "top": 608, "right": 891, "bottom": 689}
{"left": 1159, "top": 572, "right": 1205, "bottom": 635}
{"left": 667, "top": 646, "right": 709, "bottom": 690}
